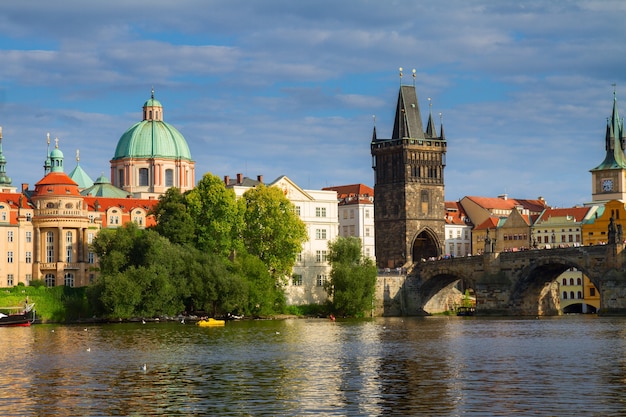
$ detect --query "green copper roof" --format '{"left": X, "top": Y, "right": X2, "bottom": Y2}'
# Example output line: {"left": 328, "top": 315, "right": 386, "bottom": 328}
{"left": 68, "top": 162, "right": 94, "bottom": 189}
{"left": 143, "top": 97, "right": 162, "bottom": 108}
{"left": 591, "top": 92, "right": 626, "bottom": 171}
{"left": 113, "top": 120, "right": 192, "bottom": 160}
{"left": 81, "top": 174, "right": 131, "bottom": 198}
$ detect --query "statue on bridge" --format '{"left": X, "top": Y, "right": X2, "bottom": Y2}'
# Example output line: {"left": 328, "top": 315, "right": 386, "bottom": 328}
{"left": 484, "top": 229, "right": 494, "bottom": 253}
{"left": 609, "top": 216, "right": 617, "bottom": 244}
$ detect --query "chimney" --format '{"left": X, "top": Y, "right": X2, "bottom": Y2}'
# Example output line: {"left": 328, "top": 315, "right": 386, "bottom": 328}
{"left": 22, "top": 183, "right": 29, "bottom": 192}
{"left": 237, "top": 173, "right": 243, "bottom": 184}
{"left": 224, "top": 175, "right": 230, "bottom": 186}
{"left": 257, "top": 175, "right": 263, "bottom": 183}
{"left": 498, "top": 193, "right": 508, "bottom": 200}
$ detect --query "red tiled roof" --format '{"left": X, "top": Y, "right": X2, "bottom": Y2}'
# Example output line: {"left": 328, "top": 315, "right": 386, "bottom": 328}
{"left": 445, "top": 201, "right": 471, "bottom": 225}
{"left": 474, "top": 217, "right": 500, "bottom": 231}
{"left": 32, "top": 172, "right": 81, "bottom": 196}
{"left": 535, "top": 207, "right": 591, "bottom": 223}
{"left": 322, "top": 184, "right": 374, "bottom": 199}
{"left": 465, "top": 196, "right": 548, "bottom": 213}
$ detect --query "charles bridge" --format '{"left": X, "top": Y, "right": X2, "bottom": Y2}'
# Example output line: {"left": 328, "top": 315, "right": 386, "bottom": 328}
{"left": 375, "top": 243, "right": 626, "bottom": 316}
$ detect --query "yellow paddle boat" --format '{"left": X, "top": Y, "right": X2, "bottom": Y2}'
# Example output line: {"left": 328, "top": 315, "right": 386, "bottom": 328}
{"left": 196, "top": 318, "right": 225, "bottom": 327}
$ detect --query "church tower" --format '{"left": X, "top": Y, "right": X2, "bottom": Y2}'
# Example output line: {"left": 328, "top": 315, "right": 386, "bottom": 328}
{"left": 371, "top": 72, "right": 446, "bottom": 268}
{"left": 590, "top": 90, "right": 626, "bottom": 202}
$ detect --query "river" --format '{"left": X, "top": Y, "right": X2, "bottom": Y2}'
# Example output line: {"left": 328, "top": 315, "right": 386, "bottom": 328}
{"left": 1, "top": 315, "right": 626, "bottom": 416}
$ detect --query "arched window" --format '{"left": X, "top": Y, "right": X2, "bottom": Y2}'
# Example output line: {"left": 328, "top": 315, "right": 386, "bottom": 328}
{"left": 570, "top": 291, "right": 575, "bottom": 299}
{"left": 563, "top": 291, "right": 568, "bottom": 299}
{"left": 165, "top": 169, "right": 174, "bottom": 187}
{"left": 45, "top": 273, "right": 55, "bottom": 287}
{"left": 569, "top": 278, "right": 574, "bottom": 285}
{"left": 562, "top": 278, "right": 567, "bottom": 286}
{"left": 577, "top": 278, "right": 582, "bottom": 285}
{"left": 46, "top": 231, "right": 54, "bottom": 263}
{"left": 577, "top": 291, "right": 582, "bottom": 299}
{"left": 64, "top": 273, "right": 74, "bottom": 287}
{"left": 139, "top": 168, "right": 149, "bottom": 186}
{"left": 66, "top": 231, "right": 73, "bottom": 262}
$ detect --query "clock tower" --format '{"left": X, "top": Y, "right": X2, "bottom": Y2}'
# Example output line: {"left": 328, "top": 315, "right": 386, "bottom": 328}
{"left": 591, "top": 90, "right": 626, "bottom": 202}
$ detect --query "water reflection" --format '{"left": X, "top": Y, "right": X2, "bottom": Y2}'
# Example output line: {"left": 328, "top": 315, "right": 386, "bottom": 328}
{"left": 2, "top": 316, "right": 626, "bottom": 415}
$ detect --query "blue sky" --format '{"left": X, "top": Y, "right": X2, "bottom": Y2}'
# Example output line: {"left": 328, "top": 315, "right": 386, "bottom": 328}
{"left": 0, "top": 1, "right": 625, "bottom": 207}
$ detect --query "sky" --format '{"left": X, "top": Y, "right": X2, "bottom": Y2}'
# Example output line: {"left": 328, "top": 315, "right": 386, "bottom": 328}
{"left": 0, "top": 1, "right": 625, "bottom": 207}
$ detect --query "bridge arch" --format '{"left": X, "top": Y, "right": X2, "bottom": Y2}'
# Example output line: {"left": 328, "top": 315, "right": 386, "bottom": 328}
{"left": 411, "top": 227, "right": 441, "bottom": 263}
{"left": 508, "top": 256, "right": 597, "bottom": 316}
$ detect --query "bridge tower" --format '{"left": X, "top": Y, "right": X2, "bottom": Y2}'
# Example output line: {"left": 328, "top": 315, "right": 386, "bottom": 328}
{"left": 591, "top": 89, "right": 626, "bottom": 202}
{"left": 371, "top": 74, "right": 446, "bottom": 268}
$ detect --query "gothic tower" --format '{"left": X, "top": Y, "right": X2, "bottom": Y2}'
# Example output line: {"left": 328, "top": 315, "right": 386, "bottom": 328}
{"left": 371, "top": 81, "right": 447, "bottom": 268}
{"left": 590, "top": 90, "right": 626, "bottom": 202}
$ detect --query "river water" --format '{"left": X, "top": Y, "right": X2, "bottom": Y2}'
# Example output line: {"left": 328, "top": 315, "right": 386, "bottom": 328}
{"left": 1, "top": 316, "right": 626, "bottom": 416}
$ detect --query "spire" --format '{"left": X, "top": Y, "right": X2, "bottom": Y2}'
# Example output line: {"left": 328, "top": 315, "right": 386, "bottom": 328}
{"left": 439, "top": 112, "right": 445, "bottom": 140}
{"left": 49, "top": 137, "right": 65, "bottom": 173}
{"left": 0, "top": 127, "right": 12, "bottom": 186}
{"left": 44, "top": 132, "right": 51, "bottom": 174}
{"left": 371, "top": 115, "right": 377, "bottom": 142}
{"left": 425, "top": 97, "right": 437, "bottom": 138}
{"left": 592, "top": 89, "right": 626, "bottom": 171}
{"left": 392, "top": 85, "right": 425, "bottom": 139}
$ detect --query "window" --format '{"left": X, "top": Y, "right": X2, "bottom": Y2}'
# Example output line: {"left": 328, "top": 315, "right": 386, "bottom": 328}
{"left": 296, "top": 253, "right": 302, "bottom": 262}
{"left": 26, "top": 274, "right": 32, "bottom": 283}
{"left": 294, "top": 206, "right": 301, "bottom": 216}
{"left": 89, "top": 273, "right": 95, "bottom": 284}
{"left": 577, "top": 291, "right": 582, "bottom": 299}
{"left": 349, "top": 225, "right": 355, "bottom": 236}
{"left": 46, "top": 231, "right": 54, "bottom": 263}
{"left": 365, "top": 209, "right": 370, "bottom": 219}
{"left": 365, "top": 227, "right": 370, "bottom": 237}
{"left": 316, "top": 229, "right": 327, "bottom": 240}
{"left": 1, "top": 212, "right": 6, "bottom": 221}
{"left": 7, "top": 251, "right": 13, "bottom": 263}
{"left": 563, "top": 291, "right": 567, "bottom": 299}
{"left": 569, "top": 278, "right": 574, "bottom": 285}
{"left": 350, "top": 209, "right": 354, "bottom": 219}
{"left": 25, "top": 251, "right": 32, "bottom": 264}
{"left": 88, "top": 233, "right": 94, "bottom": 244}
{"left": 315, "top": 207, "right": 327, "bottom": 217}
{"left": 570, "top": 291, "right": 575, "bottom": 299}
{"left": 89, "top": 215, "right": 95, "bottom": 224}
{"left": 7, "top": 231, "right": 13, "bottom": 242}
{"left": 45, "top": 273, "right": 55, "bottom": 287}
{"left": 64, "top": 273, "right": 74, "bottom": 287}
{"left": 26, "top": 213, "right": 32, "bottom": 221}
{"left": 562, "top": 278, "right": 567, "bottom": 286}
{"left": 343, "top": 210, "right": 348, "bottom": 219}
{"left": 316, "top": 275, "right": 326, "bottom": 287}
{"left": 342, "top": 226, "right": 348, "bottom": 236}
{"left": 292, "top": 274, "right": 303, "bottom": 286}
{"left": 118, "top": 169, "right": 124, "bottom": 186}
{"left": 590, "top": 287, "right": 596, "bottom": 296}
{"left": 316, "top": 250, "right": 328, "bottom": 263}
{"left": 88, "top": 252, "right": 95, "bottom": 264}
{"left": 66, "top": 231, "right": 73, "bottom": 262}
{"left": 139, "top": 168, "right": 149, "bottom": 186}
{"left": 165, "top": 169, "right": 174, "bottom": 187}
{"left": 577, "top": 278, "right": 582, "bottom": 285}
{"left": 7, "top": 274, "right": 13, "bottom": 286}
{"left": 25, "top": 231, "right": 32, "bottom": 243}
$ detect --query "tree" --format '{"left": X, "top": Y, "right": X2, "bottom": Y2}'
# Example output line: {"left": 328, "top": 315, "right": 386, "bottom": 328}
{"left": 184, "top": 173, "right": 243, "bottom": 257}
{"left": 240, "top": 184, "right": 308, "bottom": 279}
{"left": 326, "top": 237, "right": 378, "bottom": 317}
{"left": 150, "top": 187, "right": 195, "bottom": 246}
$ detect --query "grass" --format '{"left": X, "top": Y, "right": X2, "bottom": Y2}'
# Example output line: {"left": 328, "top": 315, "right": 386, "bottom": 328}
{"left": 0, "top": 284, "right": 92, "bottom": 323}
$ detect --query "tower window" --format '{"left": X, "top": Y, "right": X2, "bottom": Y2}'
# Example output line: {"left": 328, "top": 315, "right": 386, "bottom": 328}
{"left": 139, "top": 168, "right": 149, "bottom": 186}
{"left": 165, "top": 169, "right": 174, "bottom": 187}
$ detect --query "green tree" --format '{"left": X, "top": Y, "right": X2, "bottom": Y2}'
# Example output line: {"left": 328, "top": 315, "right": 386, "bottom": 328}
{"left": 150, "top": 187, "right": 195, "bottom": 246}
{"left": 240, "top": 184, "right": 308, "bottom": 279}
{"left": 185, "top": 173, "right": 243, "bottom": 257}
{"left": 231, "top": 251, "right": 285, "bottom": 316}
{"left": 326, "top": 237, "right": 378, "bottom": 317}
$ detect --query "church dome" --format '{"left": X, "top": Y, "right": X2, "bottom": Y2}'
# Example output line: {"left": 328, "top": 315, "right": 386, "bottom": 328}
{"left": 112, "top": 91, "right": 192, "bottom": 161}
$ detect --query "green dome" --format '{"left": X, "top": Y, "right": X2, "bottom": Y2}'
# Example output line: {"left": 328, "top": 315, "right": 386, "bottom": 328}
{"left": 143, "top": 97, "right": 162, "bottom": 107}
{"left": 113, "top": 120, "right": 192, "bottom": 160}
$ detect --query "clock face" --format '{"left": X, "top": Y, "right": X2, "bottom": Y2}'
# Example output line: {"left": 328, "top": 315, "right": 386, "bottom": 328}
{"left": 602, "top": 179, "right": 614, "bottom": 192}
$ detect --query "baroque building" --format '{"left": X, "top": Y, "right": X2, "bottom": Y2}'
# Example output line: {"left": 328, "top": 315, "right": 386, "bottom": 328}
{"left": 111, "top": 90, "right": 195, "bottom": 199}
{"left": 371, "top": 81, "right": 446, "bottom": 268}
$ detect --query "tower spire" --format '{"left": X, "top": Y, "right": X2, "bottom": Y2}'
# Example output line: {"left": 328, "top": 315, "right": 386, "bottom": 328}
{"left": 0, "top": 126, "right": 12, "bottom": 186}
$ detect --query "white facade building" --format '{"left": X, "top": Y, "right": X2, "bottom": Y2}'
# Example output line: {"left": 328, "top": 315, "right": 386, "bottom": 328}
{"left": 323, "top": 184, "right": 375, "bottom": 261}
{"left": 226, "top": 174, "right": 338, "bottom": 305}
{"left": 444, "top": 202, "right": 473, "bottom": 257}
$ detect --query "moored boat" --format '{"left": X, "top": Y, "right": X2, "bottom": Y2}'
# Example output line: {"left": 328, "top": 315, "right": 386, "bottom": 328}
{"left": 456, "top": 306, "right": 475, "bottom": 316}
{"left": 196, "top": 318, "right": 225, "bottom": 327}
{"left": 0, "top": 303, "right": 35, "bottom": 327}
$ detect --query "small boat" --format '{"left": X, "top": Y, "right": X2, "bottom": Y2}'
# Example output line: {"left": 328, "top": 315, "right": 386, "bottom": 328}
{"left": 456, "top": 306, "right": 475, "bottom": 316}
{"left": 196, "top": 318, "right": 225, "bottom": 327}
{"left": 0, "top": 303, "right": 35, "bottom": 327}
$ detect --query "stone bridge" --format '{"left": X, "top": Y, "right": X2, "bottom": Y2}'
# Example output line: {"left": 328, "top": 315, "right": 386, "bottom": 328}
{"left": 376, "top": 244, "right": 626, "bottom": 316}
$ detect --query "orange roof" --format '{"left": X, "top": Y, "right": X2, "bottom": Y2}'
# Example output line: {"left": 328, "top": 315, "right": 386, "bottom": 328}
{"left": 474, "top": 217, "right": 500, "bottom": 231}
{"left": 82, "top": 196, "right": 160, "bottom": 213}
{"left": 32, "top": 172, "right": 81, "bottom": 196}
{"left": 535, "top": 207, "right": 591, "bottom": 223}
{"left": 465, "top": 196, "right": 548, "bottom": 213}
{"left": 322, "top": 184, "right": 374, "bottom": 199}
{"left": 445, "top": 201, "right": 471, "bottom": 225}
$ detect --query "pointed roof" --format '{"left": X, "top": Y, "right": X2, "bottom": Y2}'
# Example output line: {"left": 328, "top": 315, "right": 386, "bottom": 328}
{"left": 68, "top": 150, "right": 94, "bottom": 190}
{"left": 392, "top": 85, "right": 425, "bottom": 139}
{"left": 591, "top": 90, "right": 626, "bottom": 171}
{"left": 425, "top": 99, "right": 437, "bottom": 138}
{"left": 535, "top": 207, "right": 591, "bottom": 224}
{"left": 0, "top": 127, "right": 12, "bottom": 187}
